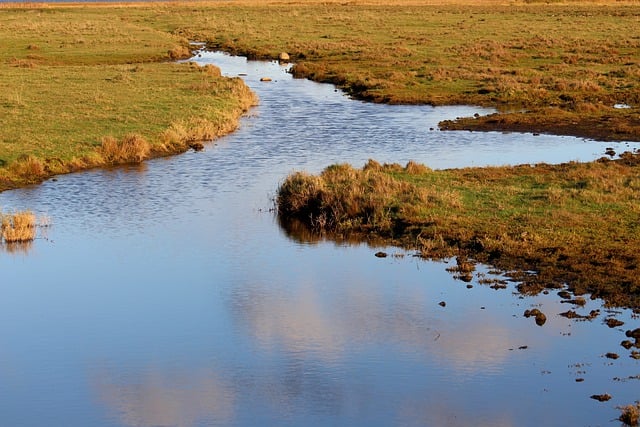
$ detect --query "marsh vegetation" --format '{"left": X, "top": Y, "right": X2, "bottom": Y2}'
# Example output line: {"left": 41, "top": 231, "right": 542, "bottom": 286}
{"left": 0, "top": 5, "right": 256, "bottom": 190}
{"left": 278, "top": 153, "right": 640, "bottom": 308}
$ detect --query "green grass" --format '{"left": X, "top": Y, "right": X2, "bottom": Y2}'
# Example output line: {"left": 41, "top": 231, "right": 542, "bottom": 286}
{"left": 0, "top": 4, "right": 256, "bottom": 189}
{"left": 277, "top": 154, "right": 640, "bottom": 308}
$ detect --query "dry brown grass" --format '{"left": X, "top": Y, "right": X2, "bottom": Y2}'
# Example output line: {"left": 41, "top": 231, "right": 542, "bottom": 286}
{"left": 277, "top": 161, "right": 458, "bottom": 232}
{"left": 1, "top": 211, "right": 37, "bottom": 243}
{"left": 619, "top": 402, "right": 640, "bottom": 426}
{"left": 278, "top": 153, "right": 640, "bottom": 307}
{"left": 98, "top": 134, "right": 151, "bottom": 165}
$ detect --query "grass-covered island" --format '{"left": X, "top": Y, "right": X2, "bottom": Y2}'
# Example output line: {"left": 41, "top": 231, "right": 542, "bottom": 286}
{"left": 277, "top": 154, "right": 640, "bottom": 309}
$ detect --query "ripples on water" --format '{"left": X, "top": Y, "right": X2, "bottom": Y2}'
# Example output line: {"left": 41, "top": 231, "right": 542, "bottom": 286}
{"left": 0, "top": 51, "right": 638, "bottom": 427}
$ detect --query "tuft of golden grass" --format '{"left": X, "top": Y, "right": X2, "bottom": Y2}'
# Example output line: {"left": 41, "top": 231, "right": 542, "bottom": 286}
{"left": 99, "top": 134, "right": 150, "bottom": 165}
{"left": 1, "top": 211, "right": 37, "bottom": 243}
{"left": 619, "top": 402, "right": 640, "bottom": 427}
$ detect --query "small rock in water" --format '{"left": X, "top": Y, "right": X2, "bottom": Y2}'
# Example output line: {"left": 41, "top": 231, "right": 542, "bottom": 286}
{"left": 605, "top": 318, "right": 625, "bottom": 328}
{"left": 524, "top": 308, "right": 547, "bottom": 326}
{"left": 625, "top": 328, "right": 640, "bottom": 339}
{"left": 374, "top": 251, "right": 388, "bottom": 258}
{"left": 590, "top": 394, "right": 612, "bottom": 402}
{"left": 439, "top": 301, "right": 446, "bottom": 307}
{"left": 605, "top": 352, "right": 620, "bottom": 360}
{"left": 189, "top": 142, "right": 204, "bottom": 152}
{"left": 620, "top": 340, "right": 634, "bottom": 350}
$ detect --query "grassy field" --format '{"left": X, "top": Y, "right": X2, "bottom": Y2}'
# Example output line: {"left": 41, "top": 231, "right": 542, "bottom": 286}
{"left": 0, "top": 4, "right": 256, "bottom": 190}
{"left": 137, "top": 0, "right": 640, "bottom": 141}
{"left": 277, "top": 153, "right": 640, "bottom": 308}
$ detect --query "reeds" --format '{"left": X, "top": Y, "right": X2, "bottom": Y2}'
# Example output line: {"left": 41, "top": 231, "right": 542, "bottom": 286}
{"left": 99, "top": 134, "right": 150, "bottom": 165}
{"left": 619, "top": 402, "right": 640, "bottom": 426}
{"left": 1, "top": 211, "right": 37, "bottom": 243}
{"left": 277, "top": 161, "right": 454, "bottom": 233}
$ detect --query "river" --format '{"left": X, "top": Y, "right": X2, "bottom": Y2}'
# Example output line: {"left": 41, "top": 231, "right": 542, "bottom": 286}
{"left": 0, "top": 51, "right": 638, "bottom": 427}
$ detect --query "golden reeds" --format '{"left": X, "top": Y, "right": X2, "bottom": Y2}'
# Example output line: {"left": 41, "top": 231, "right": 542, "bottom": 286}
{"left": 1, "top": 211, "right": 37, "bottom": 243}
{"left": 99, "top": 134, "right": 150, "bottom": 165}
{"left": 619, "top": 402, "right": 640, "bottom": 426}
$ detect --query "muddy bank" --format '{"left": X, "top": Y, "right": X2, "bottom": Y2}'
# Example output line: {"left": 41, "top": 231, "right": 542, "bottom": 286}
{"left": 440, "top": 109, "right": 640, "bottom": 143}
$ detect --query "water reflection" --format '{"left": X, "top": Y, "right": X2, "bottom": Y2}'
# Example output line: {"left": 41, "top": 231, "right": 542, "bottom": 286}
{"left": 94, "top": 367, "right": 235, "bottom": 427}
{"left": 0, "top": 241, "right": 34, "bottom": 255}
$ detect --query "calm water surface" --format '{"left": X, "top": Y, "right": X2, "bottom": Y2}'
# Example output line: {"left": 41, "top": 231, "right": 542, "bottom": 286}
{"left": 1, "top": 51, "right": 639, "bottom": 427}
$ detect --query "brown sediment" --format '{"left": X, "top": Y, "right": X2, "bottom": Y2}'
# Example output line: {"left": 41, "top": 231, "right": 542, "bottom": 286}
{"left": 439, "top": 109, "right": 640, "bottom": 143}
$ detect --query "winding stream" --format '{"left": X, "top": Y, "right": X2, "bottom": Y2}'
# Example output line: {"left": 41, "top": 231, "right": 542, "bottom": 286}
{"left": 1, "top": 51, "right": 639, "bottom": 427}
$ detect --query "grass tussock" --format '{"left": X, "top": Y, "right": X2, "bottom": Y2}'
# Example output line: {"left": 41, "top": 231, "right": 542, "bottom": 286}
{"left": 278, "top": 153, "right": 640, "bottom": 308}
{"left": 1, "top": 211, "right": 37, "bottom": 243}
{"left": 99, "top": 134, "right": 150, "bottom": 165}
{"left": 619, "top": 402, "right": 640, "bottom": 426}
{"left": 278, "top": 160, "right": 458, "bottom": 232}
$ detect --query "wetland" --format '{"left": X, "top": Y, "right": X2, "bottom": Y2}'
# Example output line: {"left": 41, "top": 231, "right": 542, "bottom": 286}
{"left": 1, "top": 1, "right": 640, "bottom": 425}
{"left": 1, "top": 50, "right": 640, "bottom": 427}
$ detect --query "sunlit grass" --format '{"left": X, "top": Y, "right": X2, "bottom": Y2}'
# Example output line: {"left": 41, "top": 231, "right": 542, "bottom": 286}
{"left": 277, "top": 153, "right": 640, "bottom": 307}
{"left": 0, "top": 5, "right": 257, "bottom": 190}
{"left": 1, "top": 211, "right": 37, "bottom": 243}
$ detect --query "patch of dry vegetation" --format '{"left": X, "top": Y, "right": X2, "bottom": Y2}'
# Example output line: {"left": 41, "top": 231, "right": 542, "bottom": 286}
{"left": 277, "top": 152, "right": 640, "bottom": 307}
{"left": 134, "top": 0, "right": 640, "bottom": 141}
{"left": 1, "top": 211, "right": 37, "bottom": 243}
{"left": 619, "top": 402, "right": 640, "bottom": 427}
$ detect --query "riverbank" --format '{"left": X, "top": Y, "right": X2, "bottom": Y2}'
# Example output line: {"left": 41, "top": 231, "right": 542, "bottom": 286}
{"left": 0, "top": 6, "right": 256, "bottom": 191}
{"left": 277, "top": 153, "right": 640, "bottom": 309}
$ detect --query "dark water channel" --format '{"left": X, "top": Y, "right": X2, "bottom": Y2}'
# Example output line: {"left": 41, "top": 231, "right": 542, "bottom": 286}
{"left": 1, "top": 51, "right": 639, "bottom": 427}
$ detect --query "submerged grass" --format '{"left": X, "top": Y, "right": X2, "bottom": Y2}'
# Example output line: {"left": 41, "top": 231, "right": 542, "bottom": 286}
{"left": 277, "top": 153, "right": 640, "bottom": 308}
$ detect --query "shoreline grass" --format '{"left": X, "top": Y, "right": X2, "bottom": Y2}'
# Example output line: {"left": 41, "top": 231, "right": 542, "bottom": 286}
{"left": 138, "top": 0, "right": 640, "bottom": 142}
{"left": 277, "top": 153, "right": 640, "bottom": 308}
{"left": 0, "top": 5, "right": 257, "bottom": 191}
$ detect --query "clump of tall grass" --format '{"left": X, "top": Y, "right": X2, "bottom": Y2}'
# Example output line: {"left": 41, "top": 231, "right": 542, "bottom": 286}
{"left": 8, "top": 155, "right": 46, "bottom": 181}
{"left": 619, "top": 402, "right": 640, "bottom": 426}
{"left": 277, "top": 161, "right": 447, "bottom": 234}
{"left": 99, "top": 134, "right": 150, "bottom": 165}
{"left": 1, "top": 211, "right": 37, "bottom": 243}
